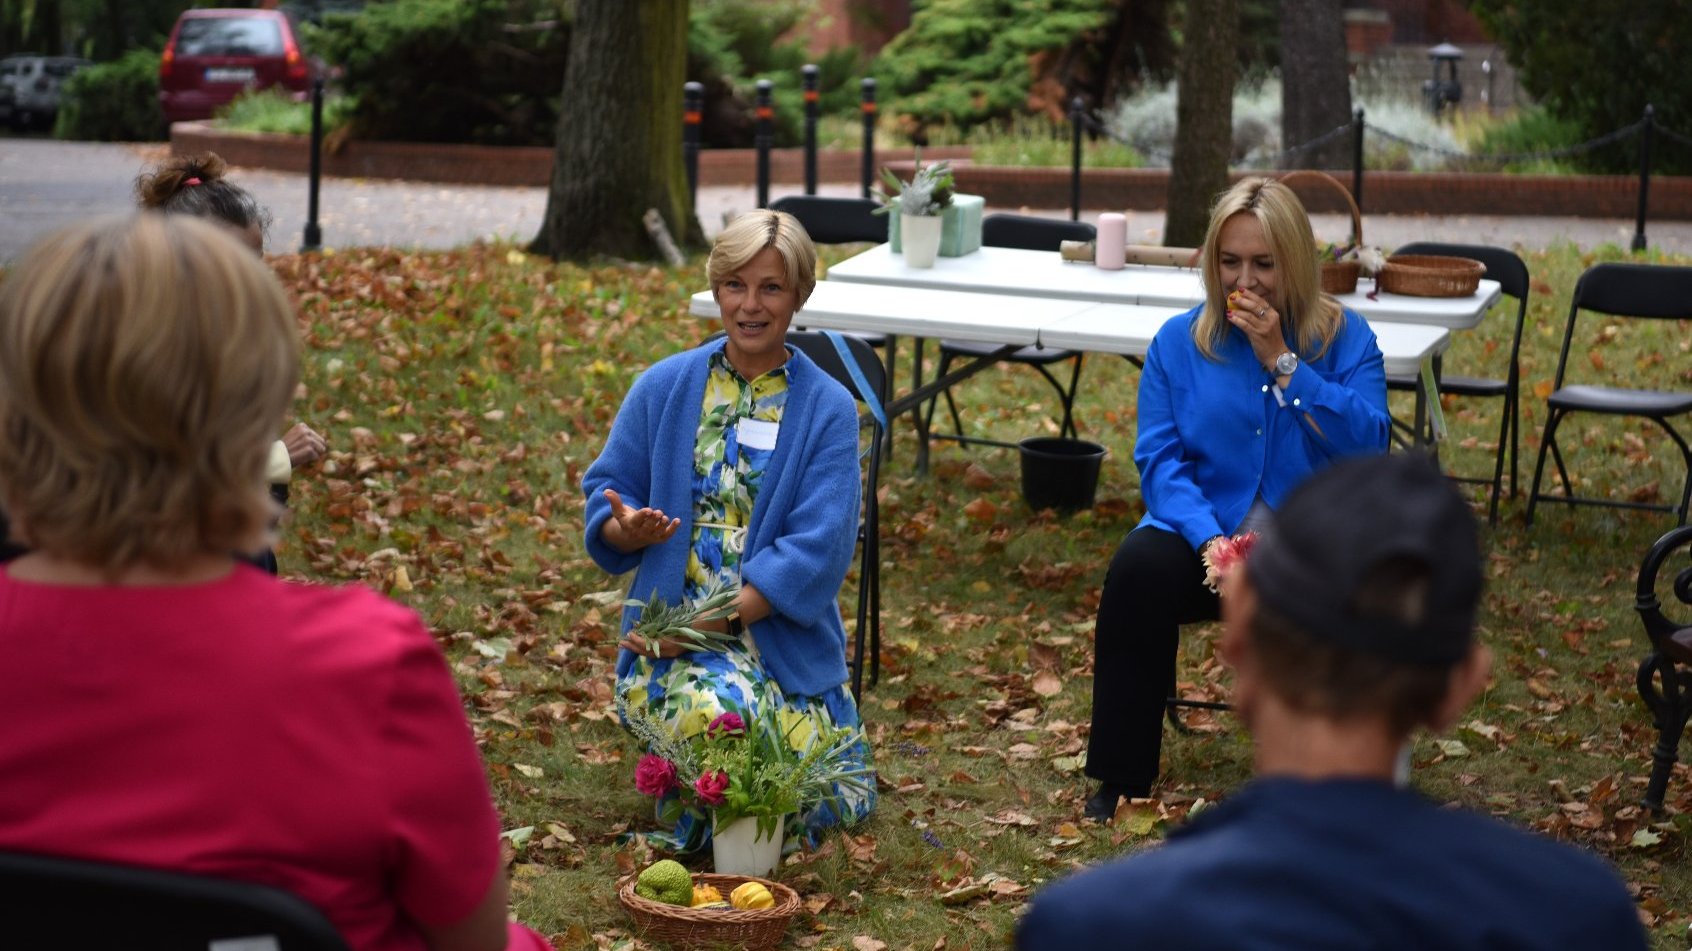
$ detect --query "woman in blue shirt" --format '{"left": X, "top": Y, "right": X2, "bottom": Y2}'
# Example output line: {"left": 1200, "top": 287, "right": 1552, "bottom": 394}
{"left": 1083, "top": 177, "right": 1391, "bottom": 820}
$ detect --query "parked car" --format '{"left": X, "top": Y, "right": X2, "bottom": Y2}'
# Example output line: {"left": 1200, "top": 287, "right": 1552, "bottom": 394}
{"left": 0, "top": 54, "right": 91, "bottom": 131}
{"left": 158, "top": 8, "right": 316, "bottom": 123}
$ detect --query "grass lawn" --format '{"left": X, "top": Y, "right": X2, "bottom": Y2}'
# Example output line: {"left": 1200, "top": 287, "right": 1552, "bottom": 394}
{"left": 267, "top": 237, "right": 1692, "bottom": 949}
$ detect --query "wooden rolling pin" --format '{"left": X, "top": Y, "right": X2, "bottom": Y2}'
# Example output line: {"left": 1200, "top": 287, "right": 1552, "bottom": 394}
{"left": 1060, "top": 241, "right": 1200, "bottom": 268}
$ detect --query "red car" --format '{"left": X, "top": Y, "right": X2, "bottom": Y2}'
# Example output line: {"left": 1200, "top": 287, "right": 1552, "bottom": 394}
{"left": 158, "top": 8, "right": 314, "bottom": 123}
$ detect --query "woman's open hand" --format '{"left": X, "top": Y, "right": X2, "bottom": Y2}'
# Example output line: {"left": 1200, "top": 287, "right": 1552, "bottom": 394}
{"left": 601, "top": 488, "right": 680, "bottom": 553}
{"left": 1226, "top": 289, "right": 1287, "bottom": 372}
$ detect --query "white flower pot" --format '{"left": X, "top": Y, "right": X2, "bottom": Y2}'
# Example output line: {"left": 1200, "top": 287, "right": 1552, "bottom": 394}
{"left": 712, "top": 814, "right": 785, "bottom": 877}
{"left": 900, "top": 214, "right": 943, "bottom": 269}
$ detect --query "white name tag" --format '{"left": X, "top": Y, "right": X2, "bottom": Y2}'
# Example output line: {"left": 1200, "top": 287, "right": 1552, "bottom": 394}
{"left": 736, "top": 417, "right": 780, "bottom": 451}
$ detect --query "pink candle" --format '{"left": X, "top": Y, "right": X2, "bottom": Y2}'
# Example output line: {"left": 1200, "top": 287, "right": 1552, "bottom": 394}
{"left": 1095, "top": 213, "right": 1127, "bottom": 270}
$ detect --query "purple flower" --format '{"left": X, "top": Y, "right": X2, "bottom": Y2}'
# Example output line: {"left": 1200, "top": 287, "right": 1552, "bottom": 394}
{"left": 634, "top": 754, "right": 678, "bottom": 797}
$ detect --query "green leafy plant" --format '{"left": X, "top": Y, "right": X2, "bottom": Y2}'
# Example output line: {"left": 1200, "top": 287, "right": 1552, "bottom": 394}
{"left": 622, "top": 581, "right": 741, "bottom": 656}
{"left": 53, "top": 48, "right": 164, "bottom": 142}
{"left": 620, "top": 691, "right": 874, "bottom": 839}
{"left": 872, "top": 160, "right": 955, "bottom": 217}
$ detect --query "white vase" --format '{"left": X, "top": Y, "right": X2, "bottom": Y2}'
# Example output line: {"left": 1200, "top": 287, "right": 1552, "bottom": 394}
{"left": 711, "top": 814, "right": 785, "bottom": 877}
{"left": 900, "top": 213, "right": 943, "bottom": 269}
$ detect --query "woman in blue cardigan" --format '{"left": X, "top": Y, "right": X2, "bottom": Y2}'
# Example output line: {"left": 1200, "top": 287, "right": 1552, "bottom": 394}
{"left": 583, "top": 210, "right": 876, "bottom": 850}
{"left": 1083, "top": 177, "right": 1391, "bottom": 821}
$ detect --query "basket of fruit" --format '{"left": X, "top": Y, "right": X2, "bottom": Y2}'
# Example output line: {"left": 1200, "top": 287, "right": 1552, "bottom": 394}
{"left": 618, "top": 860, "right": 800, "bottom": 951}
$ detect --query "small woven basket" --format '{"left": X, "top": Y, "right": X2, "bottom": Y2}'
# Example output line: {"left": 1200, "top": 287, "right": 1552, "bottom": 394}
{"left": 1378, "top": 254, "right": 1487, "bottom": 297}
{"left": 1278, "top": 170, "right": 1363, "bottom": 295}
{"left": 618, "top": 872, "right": 800, "bottom": 951}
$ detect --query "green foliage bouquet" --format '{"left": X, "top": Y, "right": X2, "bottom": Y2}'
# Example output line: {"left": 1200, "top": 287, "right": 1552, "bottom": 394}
{"left": 872, "top": 160, "right": 956, "bottom": 217}
{"left": 619, "top": 690, "right": 875, "bottom": 840}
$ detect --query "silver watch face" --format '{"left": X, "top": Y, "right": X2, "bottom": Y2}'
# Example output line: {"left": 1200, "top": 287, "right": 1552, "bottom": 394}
{"left": 1275, "top": 351, "right": 1298, "bottom": 375}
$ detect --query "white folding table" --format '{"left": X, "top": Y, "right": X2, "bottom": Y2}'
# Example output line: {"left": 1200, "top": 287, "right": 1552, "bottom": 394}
{"left": 822, "top": 243, "right": 1501, "bottom": 329}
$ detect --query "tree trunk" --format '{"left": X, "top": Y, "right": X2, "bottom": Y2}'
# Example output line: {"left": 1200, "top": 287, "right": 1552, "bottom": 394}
{"left": 1163, "top": 0, "right": 1237, "bottom": 247}
{"left": 1279, "top": 0, "right": 1352, "bottom": 169}
{"left": 531, "top": 0, "right": 701, "bottom": 261}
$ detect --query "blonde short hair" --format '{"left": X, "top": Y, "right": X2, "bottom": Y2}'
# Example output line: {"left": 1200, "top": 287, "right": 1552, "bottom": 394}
{"left": 706, "top": 209, "right": 817, "bottom": 308}
{"left": 0, "top": 213, "right": 300, "bottom": 571}
{"left": 1194, "top": 176, "right": 1342, "bottom": 361}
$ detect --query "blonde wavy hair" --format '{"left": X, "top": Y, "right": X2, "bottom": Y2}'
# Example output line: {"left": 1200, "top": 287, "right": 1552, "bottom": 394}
{"left": 1193, "top": 176, "right": 1343, "bottom": 361}
{"left": 706, "top": 209, "right": 817, "bottom": 309}
{"left": 0, "top": 213, "right": 300, "bottom": 572}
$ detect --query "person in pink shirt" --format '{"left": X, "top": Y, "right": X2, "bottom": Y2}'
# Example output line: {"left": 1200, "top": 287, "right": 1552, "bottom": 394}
{"left": 0, "top": 213, "right": 553, "bottom": 951}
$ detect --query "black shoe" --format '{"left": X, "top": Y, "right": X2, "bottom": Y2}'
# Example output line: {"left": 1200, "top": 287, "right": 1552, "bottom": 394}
{"left": 1083, "top": 783, "right": 1129, "bottom": 821}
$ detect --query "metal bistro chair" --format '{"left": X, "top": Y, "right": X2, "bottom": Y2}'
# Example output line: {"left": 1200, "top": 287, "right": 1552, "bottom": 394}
{"left": 1526, "top": 263, "right": 1692, "bottom": 526}
{"left": 787, "top": 330, "right": 887, "bottom": 700}
{"left": 1385, "top": 243, "right": 1531, "bottom": 524}
{"left": 1634, "top": 523, "right": 1692, "bottom": 812}
{"left": 923, "top": 214, "right": 1097, "bottom": 452}
{"left": 0, "top": 850, "right": 351, "bottom": 951}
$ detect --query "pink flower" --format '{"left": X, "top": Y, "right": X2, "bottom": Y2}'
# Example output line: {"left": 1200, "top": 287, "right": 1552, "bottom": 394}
{"left": 1202, "top": 531, "right": 1259, "bottom": 595}
{"left": 694, "top": 770, "right": 730, "bottom": 806}
{"left": 706, "top": 712, "right": 746, "bottom": 737}
{"left": 634, "top": 754, "right": 678, "bottom": 797}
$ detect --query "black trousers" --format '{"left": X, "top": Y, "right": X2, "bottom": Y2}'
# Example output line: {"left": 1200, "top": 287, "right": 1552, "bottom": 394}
{"left": 1085, "top": 525, "right": 1220, "bottom": 789}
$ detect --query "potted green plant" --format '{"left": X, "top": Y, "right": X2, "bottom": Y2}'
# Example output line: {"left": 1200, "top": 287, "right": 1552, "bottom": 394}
{"left": 873, "top": 160, "right": 955, "bottom": 268}
{"left": 619, "top": 691, "right": 873, "bottom": 876}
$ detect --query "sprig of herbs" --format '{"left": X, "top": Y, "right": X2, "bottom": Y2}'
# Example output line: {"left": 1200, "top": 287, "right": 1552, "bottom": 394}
{"left": 871, "top": 160, "right": 956, "bottom": 217}
{"left": 623, "top": 580, "right": 741, "bottom": 656}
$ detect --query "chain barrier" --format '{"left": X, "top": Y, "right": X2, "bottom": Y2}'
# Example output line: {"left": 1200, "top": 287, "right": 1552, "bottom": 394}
{"left": 1657, "top": 122, "right": 1692, "bottom": 152}
{"left": 1364, "top": 119, "right": 1644, "bottom": 166}
{"left": 1238, "top": 120, "right": 1354, "bottom": 170}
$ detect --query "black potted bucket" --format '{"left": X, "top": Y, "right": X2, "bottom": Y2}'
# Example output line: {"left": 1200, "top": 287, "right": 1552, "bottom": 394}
{"left": 1018, "top": 437, "right": 1108, "bottom": 512}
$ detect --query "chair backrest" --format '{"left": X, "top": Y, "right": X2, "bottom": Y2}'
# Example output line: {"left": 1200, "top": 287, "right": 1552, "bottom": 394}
{"left": 1552, "top": 262, "right": 1692, "bottom": 388}
{"left": 0, "top": 850, "right": 351, "bottom": 951}
{"left": 768, "top": 195, "right": 886, "bottom": 245}
{"left": 1396, "top": 241, "right": 1531, "bottom": 373}
{"left": 982, "top": 213, "right": 1097, "bottom": 251}
{"left": 786, "top": 330, "right": 887, "bottom": 418}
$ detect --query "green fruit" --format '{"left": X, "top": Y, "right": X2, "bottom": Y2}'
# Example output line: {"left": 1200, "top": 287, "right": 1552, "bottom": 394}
{"left": 635, "top": 859, "right": 694, "bottom": 906}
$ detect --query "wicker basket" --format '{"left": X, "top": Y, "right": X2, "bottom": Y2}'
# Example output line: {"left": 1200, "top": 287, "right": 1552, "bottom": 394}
{"left": 1277, "top": 170, "right": 1363, "bottom": 295}
{"left": 1378, "top": 254, "right": 1487, "bottom": 297}
{"left": 618, "top": 872, "right": 800, "bottom": 950}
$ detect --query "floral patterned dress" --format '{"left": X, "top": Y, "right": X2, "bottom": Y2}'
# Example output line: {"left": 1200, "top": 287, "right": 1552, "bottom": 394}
{"left": 616, "top": 347, "right": 877, "bottom": 853}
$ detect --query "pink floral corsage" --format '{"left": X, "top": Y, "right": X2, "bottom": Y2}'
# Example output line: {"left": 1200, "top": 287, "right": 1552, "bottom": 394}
{"left": 1201, "top": 531, "right": 1259, "bottom": 595}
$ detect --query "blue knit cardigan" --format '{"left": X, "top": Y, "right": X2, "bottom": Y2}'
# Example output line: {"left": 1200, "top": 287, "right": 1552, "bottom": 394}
{"left": 582, "top": 341, "right": 862, "bottom": 697}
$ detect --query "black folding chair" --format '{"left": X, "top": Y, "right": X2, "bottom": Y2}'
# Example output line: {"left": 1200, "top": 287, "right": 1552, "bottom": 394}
{"left": 1385, "top": 243, "right": 1530, "bottom": 524}
{"left": 922, "top": 213, "right": 1097, "bottom": 451}
{"left": 1635, "top": 523, "right": 1692, "bottom": 812}
{"left": 0, "top": 850, "right": 350, "bottom": 951}
{"left": 1526, "top": 262, "right": 1692, "bottom": 526}
{"left": 787, "top": 331, "right": 887, "bottom": 699}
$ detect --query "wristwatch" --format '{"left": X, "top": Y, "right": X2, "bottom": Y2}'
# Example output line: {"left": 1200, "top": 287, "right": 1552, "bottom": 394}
{"left": 726, "top": 612, "right": 744, "bottom": 636}
{"left": 1273, "top": 351, "right": 1299, "bottom": 377}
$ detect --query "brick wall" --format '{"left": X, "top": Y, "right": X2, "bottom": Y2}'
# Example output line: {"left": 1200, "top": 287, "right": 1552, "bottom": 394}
{"left": 173, "top": 124, "right": 1692, "bottom": 220}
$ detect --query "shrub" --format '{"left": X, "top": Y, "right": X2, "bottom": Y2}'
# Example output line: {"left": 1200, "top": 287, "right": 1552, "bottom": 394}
{"left": 307, "top": 0, "right": 569, "bottom": 145}
{"left": 54, "top": 49, "right": 166, "bottom": 142}
{"left": 217, "top": 87, "right": 357, "bottom": 137}
{"left": 687, "top": 0, "right": 864, "bottom": 148}
{"left": 1472, "top": 107, "right": 1589, "bottom": 174}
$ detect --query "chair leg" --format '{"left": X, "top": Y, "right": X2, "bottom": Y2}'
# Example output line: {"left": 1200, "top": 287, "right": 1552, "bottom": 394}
{"left": 921, "top": 350, "right": 965, "bottom": 451}
{"left": 1526, "top": 408, "right": 1566, "bottom": 527}
{"left": 1487, "top": 392, "right": 1510, "bottom": 525}
{"left": 1653, "top": 418, "right": 1692, "bottom": 526}
{"left": 1507, "top": 377, "right": 1521, "bottom": 500}
{"left": 1637, "top": 652, "right": 1692, "bottom": 812}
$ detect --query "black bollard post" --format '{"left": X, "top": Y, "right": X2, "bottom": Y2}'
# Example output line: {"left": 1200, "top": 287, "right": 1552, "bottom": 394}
{"left": 860, "top": 77, "right": 877, "bottom": 199}
{"left": 683, "top": 81, "right": 704, "bottom": 210}
{"left": 1633, "top": 104, "right": 1654, "bottom": 252}
{"left": 1351, "top": 107, "right": 1365, "bottom": 227}
{"left": 301, "top": 77, "right": 324, "bottom": 252}
{"left": 755, "top": 79, "right": 773, "bottom": 209}
{"left": 802, "top": 64, "right": 819, "bottom": 195}
{"left": 1069, "top": 95, "right": 1084, "bottom": 221}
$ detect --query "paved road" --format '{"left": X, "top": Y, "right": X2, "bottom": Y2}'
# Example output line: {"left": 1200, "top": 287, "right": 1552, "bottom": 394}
{"left": 4, "top": 138, "right": 1691, "bottom": 263}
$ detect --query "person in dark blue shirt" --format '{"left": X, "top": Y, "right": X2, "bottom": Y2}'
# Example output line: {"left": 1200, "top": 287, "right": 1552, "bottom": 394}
{"left": 1085, "top": 177, "right": 1390, "bottom": 818}
{"left": 1022, "top": 453, "right": 1646, "bottom": 951}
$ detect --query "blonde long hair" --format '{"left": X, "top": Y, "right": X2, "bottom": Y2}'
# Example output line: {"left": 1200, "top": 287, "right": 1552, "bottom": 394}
{"left": 0, "top": 213, "right": 299, "bottom": 572}
{"left": 1193, "top": 177, "right": 1342, "bottom": 361}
